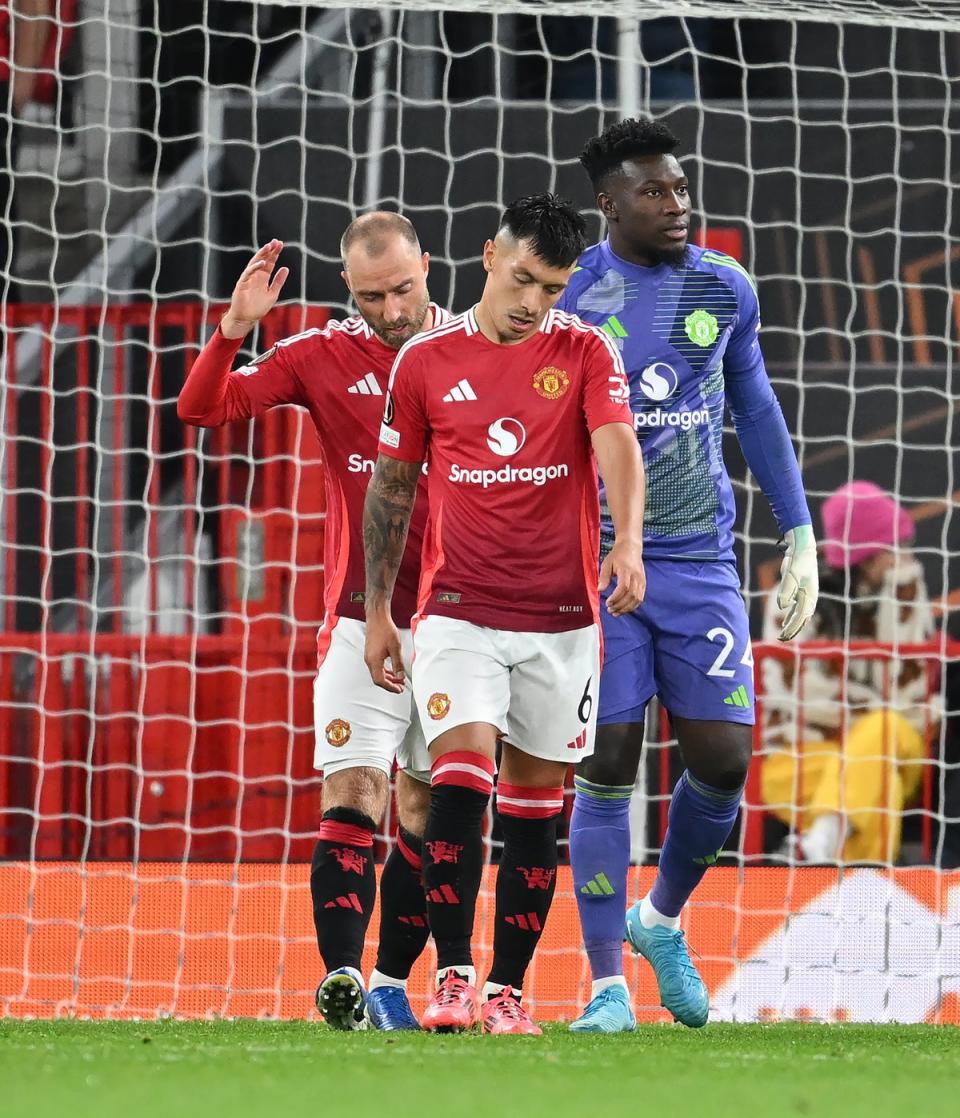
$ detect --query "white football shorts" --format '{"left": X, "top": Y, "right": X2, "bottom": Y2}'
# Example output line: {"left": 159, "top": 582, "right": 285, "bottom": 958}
{"left": 313, "top": 616, "right": 430, "bottom": 782}
{"left": 411, "top": 614, "right": 601, "bottom": 763}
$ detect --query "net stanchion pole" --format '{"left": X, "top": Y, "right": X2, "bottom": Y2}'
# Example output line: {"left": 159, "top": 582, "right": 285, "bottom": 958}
{"left": 145, "top": 317, "right": 162, "bottom": 628}
{"left": 616, "top": 16, "right": 641, "bottom": 119}
{"left": 363, "top": 10, "right": 395, "bottom": 213}
{"left": 110, "top": 316, "right": 126, "bottom": 632}
{"left": 75, "top": 319, "right": 92, "bottom": 628}
{"left": 2, "top": 318, "right": 17, "bottom": 632}
{"left": 181, "top": 306, "right": 199, "bottom": 620}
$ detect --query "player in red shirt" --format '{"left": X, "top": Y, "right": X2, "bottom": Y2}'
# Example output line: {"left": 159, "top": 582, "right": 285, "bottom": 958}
{"left": 178, "top": 214, "right": 448, "bottom": 1031}
{"left": 363, "top": 194, "right": 646, "bottom": 1034}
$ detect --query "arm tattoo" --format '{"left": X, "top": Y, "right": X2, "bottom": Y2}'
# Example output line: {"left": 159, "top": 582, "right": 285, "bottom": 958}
{"left": 363, "top": 455, "right": 422, "bottom": 611}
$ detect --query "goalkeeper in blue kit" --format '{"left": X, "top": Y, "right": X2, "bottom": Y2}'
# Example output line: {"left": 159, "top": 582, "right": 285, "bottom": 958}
{"left": 559, "top": 119, "right": 819, "bottom": 1032}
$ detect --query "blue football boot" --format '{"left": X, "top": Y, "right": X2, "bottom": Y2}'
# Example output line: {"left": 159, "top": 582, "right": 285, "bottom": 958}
{"left": 625, "top": 903, "right": 709, "bottom": 1028}
{"left": 569, "top": 983, "right": 637, "bottom": 1033}
{"left": 365, "top": 985, "right": 421, "bottom": 1031}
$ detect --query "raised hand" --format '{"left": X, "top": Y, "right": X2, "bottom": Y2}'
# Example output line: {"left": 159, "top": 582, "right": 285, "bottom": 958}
{"left": 220, "top": 240, "right": 290, "bottom": 340}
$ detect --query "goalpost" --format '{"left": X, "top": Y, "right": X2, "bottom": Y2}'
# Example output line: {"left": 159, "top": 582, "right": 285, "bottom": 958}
{"left": 0, "top": 0, "right": 958, "bottom": 1023}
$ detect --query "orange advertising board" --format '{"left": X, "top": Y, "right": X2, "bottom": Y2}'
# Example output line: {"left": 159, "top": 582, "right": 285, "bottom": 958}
{"left": 1, "top": 864, "right": 957, "bottom": 1024}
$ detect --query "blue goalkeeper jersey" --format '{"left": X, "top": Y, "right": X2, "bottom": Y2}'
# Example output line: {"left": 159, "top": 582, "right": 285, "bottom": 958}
{"left": 557, "top": 239, "right": 807, "bottom": 562}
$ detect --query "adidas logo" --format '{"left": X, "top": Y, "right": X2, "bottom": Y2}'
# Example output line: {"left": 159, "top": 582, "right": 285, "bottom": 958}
{"left": 723, "top": 684, "right": 751, "bottom": 709}
{"left": 398, "top": 915, "right": 427, "bottom": 928}
{"left": 442, "top": 378, "right": 477, "bottom": 402}
{"left": 567, "top": 729, "right": 587, "bottom": 751}
{"left": 601, "top": 314, "right": 628, "bottom": 340}
{"left": 504, "top": 912, "right": 542, "bottom": 931}
{"left": 347, "top": 371, "right": 382, "bottom": 396}
{"left": 324, "top": 893, "right": 363, "bottom": 912}
{"left": 580, "top": 872, "right": 615, "bottom": 897}
{"left": 426, "top": 884, "right": 460, "bottom": 905}
{"left": 693, "top": 848, "right": 723, "bottom": 866}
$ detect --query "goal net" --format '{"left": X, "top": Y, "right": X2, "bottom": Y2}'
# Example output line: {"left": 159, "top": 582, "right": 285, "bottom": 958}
{"left": 1, "top": 0, "right": 958, "bottom": 1024}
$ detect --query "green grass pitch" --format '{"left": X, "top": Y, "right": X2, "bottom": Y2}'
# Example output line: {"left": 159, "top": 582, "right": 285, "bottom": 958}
{"left": 3, "top": 1021, "right": 957, "bottom": 1118}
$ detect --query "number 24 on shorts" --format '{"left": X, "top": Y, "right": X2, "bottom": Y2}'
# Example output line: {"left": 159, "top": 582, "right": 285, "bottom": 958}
{"left": 706, "top": 627, "right": 753, "bottom": 678}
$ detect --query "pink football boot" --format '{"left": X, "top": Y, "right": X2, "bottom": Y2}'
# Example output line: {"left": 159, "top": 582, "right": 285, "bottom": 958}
{"left": 421, "top": 971, "right": 480, "bottom": 1033}
{"left": 481, "top": 988, "right": 542, "bottom": 1035}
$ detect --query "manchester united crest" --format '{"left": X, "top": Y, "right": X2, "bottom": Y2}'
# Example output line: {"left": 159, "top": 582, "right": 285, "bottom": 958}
{"left": 426, "top": 693, "right": 451, "bottom": 720}
{"left": 324, "top": 718, "right": 352, "bottom": 747}
{"left": 684, "top": 308, "right": 720, "bottom": 348}
{"left": 517, "top": 866, "right": 556, "bottom": 890}
{"left": 532, "top": 366, "right": 570, "bottom": 400}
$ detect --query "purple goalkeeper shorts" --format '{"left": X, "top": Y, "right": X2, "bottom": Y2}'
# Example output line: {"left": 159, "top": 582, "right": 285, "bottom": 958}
{"left": 598, "top": 558, "right": 755, "bottom": 726}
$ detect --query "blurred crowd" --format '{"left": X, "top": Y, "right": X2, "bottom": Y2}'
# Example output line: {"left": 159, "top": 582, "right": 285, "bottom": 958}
{"left": 761, "top": 482, "right": 954, "bottom": 866}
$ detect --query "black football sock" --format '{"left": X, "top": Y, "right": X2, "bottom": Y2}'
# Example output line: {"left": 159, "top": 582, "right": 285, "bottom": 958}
{"left": 310, "top": 807, "right": 376, "bottom": 973}
{"left": 423, "top": 752, "right": 495, "bottom": 974}
{"left": 486, "top": 782, "right": 564, "bottom": 992}
{"left": 374, "top": 824, "right": 430, "bottom": 981}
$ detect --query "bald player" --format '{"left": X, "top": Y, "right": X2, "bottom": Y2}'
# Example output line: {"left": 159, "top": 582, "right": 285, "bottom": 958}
{"left": 179, "top": 214, "right": 449, "bottom": 1031}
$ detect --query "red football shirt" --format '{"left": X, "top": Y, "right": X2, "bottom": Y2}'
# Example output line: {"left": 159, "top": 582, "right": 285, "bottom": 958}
{"left": 180, "top": 307, "right": 449, "bottom": 628}
{"left": 378, "top": 306, "right": 632, "bottom": 632}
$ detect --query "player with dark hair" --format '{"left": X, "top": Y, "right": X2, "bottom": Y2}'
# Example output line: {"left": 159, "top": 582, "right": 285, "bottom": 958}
{"left": 578, "top": 118, "right": 687, "bottom": 264}
{"left": 563, "top": 119, "right": 818, "bottom": 1032}
{"left": 363, "top": 193, "right": 646, "bottom": 1034}
{"left": 179, "top": 214, "right": 448, "bottom": 1032}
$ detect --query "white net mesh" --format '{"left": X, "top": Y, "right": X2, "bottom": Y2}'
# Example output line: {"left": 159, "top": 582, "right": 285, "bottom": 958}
{"left": 261, "top": 0, "right": 960, "bottom": 33}
{"left": 0, "top": 1, "right": 958, "bottom": 1023}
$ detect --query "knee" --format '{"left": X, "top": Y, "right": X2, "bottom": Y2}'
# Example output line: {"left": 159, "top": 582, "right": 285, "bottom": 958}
{"left": 577, "top": 723, "right": 643, "bottom": 788}
{"left": 429, "top": 751, "right": 495, "bottom": 824}
{"left": 315, "top": 805, "right": 378, "bottom": 862}
{"left": 495, "top": 785, "right": 564, "bottom": 852}
{"left": 579, "top": 753, "right": 639, "bottom": 788}
{"left": 320, "top": 805, "right": 377, "bottom": 832}
{"left": 321, "top": 766, "right": 389, "bottom": 824}
{"left": 496, "top": 804, "right": 561, "bottom": 839}
{"left": 396, "top": 770, "right": 430, "bottom": 837}
{"left": 687, "top": 737, "right": 752, "bottom": 791}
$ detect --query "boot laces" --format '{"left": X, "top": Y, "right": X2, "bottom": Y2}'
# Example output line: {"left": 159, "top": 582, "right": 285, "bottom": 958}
{"left": 488, "top": 987, "right": 526, "bottom": 1020}
{"left": 436, "top": 975, "right": 470, "bottom": 1005}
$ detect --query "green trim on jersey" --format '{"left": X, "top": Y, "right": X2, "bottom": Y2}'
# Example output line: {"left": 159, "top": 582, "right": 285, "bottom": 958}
{"left": 699, "top": 251, "right": 758, "bottom": 296}
{"left": 601, "top": 314, "right": 629, "bottom": 340}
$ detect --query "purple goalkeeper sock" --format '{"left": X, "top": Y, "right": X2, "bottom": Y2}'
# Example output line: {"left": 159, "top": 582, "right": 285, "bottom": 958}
{"left": 570, "top": 775, "right": 633, "bottom": 981}
{"left": 650, "top": 771, "right": 743, "bottom": 918}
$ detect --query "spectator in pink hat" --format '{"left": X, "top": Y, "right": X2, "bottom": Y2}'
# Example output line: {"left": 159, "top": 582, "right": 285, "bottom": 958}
{"left": 820, "top": 480, "right": 916, "bottom": 578}
{"left": 760, "top": 480, "right": 940, "bottom": 863}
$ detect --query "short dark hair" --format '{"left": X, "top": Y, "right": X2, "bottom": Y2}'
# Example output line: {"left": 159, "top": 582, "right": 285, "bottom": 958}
{"left": 498, "top": 192, "right": 587, "bottom": 269}
{"left": 580, "top": 118, "right": 680, "bottom": 192}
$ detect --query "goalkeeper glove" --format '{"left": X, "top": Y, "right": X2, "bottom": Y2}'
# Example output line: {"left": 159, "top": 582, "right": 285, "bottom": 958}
{"left": 777, "top": 524, "right": 819, "bottom": 641}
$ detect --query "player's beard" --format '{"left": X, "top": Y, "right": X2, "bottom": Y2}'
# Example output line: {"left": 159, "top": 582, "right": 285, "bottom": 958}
{"left": 653, "top": 242, "right": 690, "bottom": 269}
{"left": 369, "top": 292, "right": 431, "bottom": 349}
